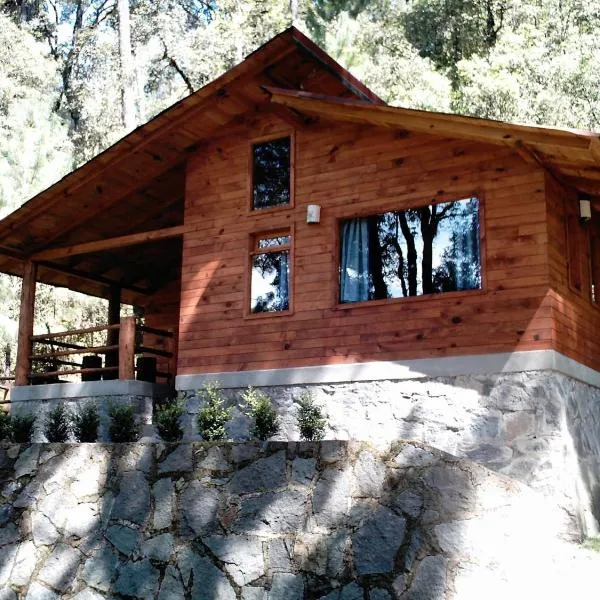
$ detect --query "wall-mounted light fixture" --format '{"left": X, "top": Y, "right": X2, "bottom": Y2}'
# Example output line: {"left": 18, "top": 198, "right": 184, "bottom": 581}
{"left": 579, "top": 193, "right": 592, "bottom": 222}
{"left": 307, "top": 204, "right": 321, "bottom": 224}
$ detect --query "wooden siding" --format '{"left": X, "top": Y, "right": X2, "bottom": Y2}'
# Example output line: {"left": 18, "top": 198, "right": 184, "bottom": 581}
{"left": 142, "top": 279, "right": 181, "bottom": 376}
{"left": 178, "top": 114, "right": 553, "bottom": 375}
{"left": 546, "top": 175, "right": 600, "bottom": 371}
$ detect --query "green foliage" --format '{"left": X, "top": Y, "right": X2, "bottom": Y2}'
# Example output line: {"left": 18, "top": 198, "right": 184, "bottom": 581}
{"left": 108, "top": 404, "right": 140, "bottom": 443}
{"left": 197, "top": 383, "right": 231, "bottom": 441}
{"left": 296, "top": 391, "right": 327, "bottom": 441}
{"left": 72, "top": 405, "right": 100, "bottom": 442}
{"left": 0, "top": 409, "right": 11, "bottom": 440}
{"left": 241, "top": 387, "right": 280, "bottom": 441}
{"left": 155, "top": 401, "right": 185, "bottom": 442}
{"left": 44, "top": 403, "right": 71, "bottom": 443}
{"left": 582, "top": 536, "right": 600, "bottom": 552}
{"left": 11, "top": 414, "right": 36, "bottom": 443}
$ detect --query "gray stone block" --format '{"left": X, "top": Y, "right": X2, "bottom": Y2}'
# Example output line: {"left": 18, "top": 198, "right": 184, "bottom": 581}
{"left": 234, "top": 489, "right": 308, "bottom": 534}
{"left": 159, "top": 444, "right": 193, "bottom": 473}
{"left": 24, "top": 583, "right": 58, "bottom": 600}
{"left": 106, "top": 524, "right": 141, "bottom": 557}
{"left": 158, "top": 565, "right": 185, "bottom": 600}
{"left": 292, "top": 457, "right": 316, "bottom": 485}
{"left": 14, "top": 446, "right": 40, "bottom": 479}
{"left": 319, "top": 582, "right": 362, "bottom": 600}
{"left": 370, "top": 589, "right": 392, "bottom": 600}
{"left": 269, "top": 573, "right": 303, "bottom": 600}
{"left": 142, "top": 533, "right": 173, "bottom": 562}
{"left": 38, "top": 544, "right": 81, "bottom": 592}
{"left": 111, "top": 471, "right": 150, "bottom": 524}
{"left": 152, "top": 478, "right": 174, "bottom": 530}
{"left": 177, "top": 549, "right": 236, "bottom": 600}
{"left": 405, "top": 555, "right": 447, "bottom": 600}
{"left": 268, "top": 539, "right": 293, "bottom": 572}
{"left": 82, "top": 545, "right": 119, "bottom": 591}
{"left": 0, "top": 524, "right": 19, "bottom": 547}
{"left": 205, "top": 535, "right": 264, "bottom": 585}
{"left": 353, "top": 451, "right": 386, "bottom": 497}
{"left": 353, "top": 507, "right": 406, "bottom": 575}
{"left": 114, "top": 559, "right": 160, "bottom": 598}
{"left": 230, "top": 451, "right": 286, "bottom": 494}
{"left": 313, "top": 467, "right": 353, "bottom": 528}
{"left": 11, "top": 540, "right": 37, "bottom": 586}
{"left": 179, "top": 481, "right": 220, "bottom": 536}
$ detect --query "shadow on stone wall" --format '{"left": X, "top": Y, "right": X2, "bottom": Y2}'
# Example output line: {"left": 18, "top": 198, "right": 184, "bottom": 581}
{"left": 0, "top": 440, "right": 577, "bottom": 599}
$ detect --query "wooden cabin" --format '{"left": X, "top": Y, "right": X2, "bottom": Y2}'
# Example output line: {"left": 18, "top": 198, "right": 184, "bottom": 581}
{"left": 2, "top": 26, "right": 600, "bottom": 398}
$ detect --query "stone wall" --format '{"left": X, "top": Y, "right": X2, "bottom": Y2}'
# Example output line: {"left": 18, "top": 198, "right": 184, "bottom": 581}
{"left": 182, "top": 370, "right": 600, "bottom": 537}
{"left": 0, "top": 441, "right": 597, "bottom": 600}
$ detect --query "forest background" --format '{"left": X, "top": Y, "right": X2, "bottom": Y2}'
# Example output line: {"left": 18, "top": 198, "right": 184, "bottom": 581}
{"left": 1, "top": 0, "right": 599, "bottom": 376}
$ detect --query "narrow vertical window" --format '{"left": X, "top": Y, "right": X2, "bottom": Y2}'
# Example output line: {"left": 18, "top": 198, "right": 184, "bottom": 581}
{"left": 250, "top": 233, "right": 291, "bottom": 313}
{"left": 251, "top": 137, "right": 291, "bottom": 210}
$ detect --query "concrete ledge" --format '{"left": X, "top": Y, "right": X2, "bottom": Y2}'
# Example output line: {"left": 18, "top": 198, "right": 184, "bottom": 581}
{"left": 175, "top": 349, "right": 600, "bottom": 390}
{"left": 11, "top": 380, "right": 171, "bottom": 402}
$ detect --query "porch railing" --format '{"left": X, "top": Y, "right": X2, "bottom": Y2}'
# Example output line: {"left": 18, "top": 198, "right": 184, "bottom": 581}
{"left": 27, "top": 316, "right": 174, "bottom": 384}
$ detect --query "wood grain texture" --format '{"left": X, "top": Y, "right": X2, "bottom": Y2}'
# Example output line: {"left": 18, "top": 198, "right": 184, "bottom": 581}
{"left": 177, "top": 113, "right": 554, "bottom": 375}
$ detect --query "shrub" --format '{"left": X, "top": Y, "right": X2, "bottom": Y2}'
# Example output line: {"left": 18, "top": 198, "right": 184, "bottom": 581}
{"left": 11, "top": 414, "right": 36, "bottom": 443}
{"left": 296, "top": 391, "right": 327, "bottom": 441}
{"left": 155, "top": 401, "right": 184, "bottom": 442}
{"left": 241, "top": 386, "right": 279, "bottom": 441}
{"left": 108, "top": 404, "right": 139, "bottom": 443}
{"left": 44, "top": 403, "right": 71, "bottom": 442}
{"left": 197, "top": 383, "right": 231, "bottom": 441}
{"left": 0, "top": 410, "right": 11, "bottom": 441}
{"left": 72, "top": 405, "right": 100, "bottom": 442}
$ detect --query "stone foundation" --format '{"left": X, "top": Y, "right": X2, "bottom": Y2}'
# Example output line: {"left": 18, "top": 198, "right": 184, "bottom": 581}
{"left": 0, "top": 441, "right": 597, "bottom": 600}
{"left": 182, "top": 371, "right": 600, "bottom": 537}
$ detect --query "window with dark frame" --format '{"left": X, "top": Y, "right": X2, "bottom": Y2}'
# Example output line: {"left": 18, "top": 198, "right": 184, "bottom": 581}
{"left": 339, "top": 197, "right": 481, "bottom": 304}
{"left": 251, "top": 136, "right": 291, "bottom": 210}
{"left": 250, "top": 233, "right": 291, "bottom": 313}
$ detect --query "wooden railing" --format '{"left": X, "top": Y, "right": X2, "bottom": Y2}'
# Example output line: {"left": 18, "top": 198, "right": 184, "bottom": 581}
{"left": 27, "top": 316, "right": 174, "bottom": 384}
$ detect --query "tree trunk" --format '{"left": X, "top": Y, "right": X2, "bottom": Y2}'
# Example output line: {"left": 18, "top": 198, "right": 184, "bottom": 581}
{"left": 367, "top": 217, "right": 387, "bottom": 299}
{"left": 117, "top": 0, "right": 137, "bottom": 131}
{"left": 399, "top": 213, "right": 418, "bottom": 296}
{"left": 420, "top": 207, "right": 434, "bottom": 294}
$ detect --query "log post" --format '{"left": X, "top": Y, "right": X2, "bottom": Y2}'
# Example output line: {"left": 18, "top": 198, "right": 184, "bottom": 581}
{"left": 118, "top": 316, "right": 136, "bottom": 380}
{"left": 15, "top": 261, "right": 37, "bottom": 386}
{"left": 105, "top": 286, "right": 121, "bottom": 379}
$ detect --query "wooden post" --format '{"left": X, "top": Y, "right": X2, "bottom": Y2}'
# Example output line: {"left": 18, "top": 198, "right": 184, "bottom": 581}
{"left": 118, "top": 316, "right": 136, "bottom": 380}
{"left": 15, "top": 261, "right": 37, "bottom": 386}
{"left": 105, "top": 286, "right": 121, "bottom": 379}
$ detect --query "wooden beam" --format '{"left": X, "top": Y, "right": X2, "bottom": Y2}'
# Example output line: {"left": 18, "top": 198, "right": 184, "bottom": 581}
{"left": 119, "top": 316, "right": 136, "bottom": 380}
{"left": 106, "top": 286, "right": 121, "bottom": 380}
{"left": 31, "top": 225, "right": 187, "bottom": 262}
{"left": 15, "top": 261, "right": 37, "bottom": 386}
{"left": 266, "top": 87, "right": 595, "bottom": 150}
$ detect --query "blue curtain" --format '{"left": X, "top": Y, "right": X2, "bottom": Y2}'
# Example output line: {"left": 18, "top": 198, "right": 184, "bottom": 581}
{"left": 278, "top": 251, "right": 289, "bottom": 309}
{"left": 340, "top": 219, "right": 370, "bottom": 302}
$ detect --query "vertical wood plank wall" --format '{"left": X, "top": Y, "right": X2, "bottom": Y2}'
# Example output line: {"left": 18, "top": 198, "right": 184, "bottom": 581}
{"left": 177, "top": 114, "right": 555, "bottom": 376}
{"left": 142, "top": 279, "right": 181, "bottom": 376}
{"left": 546, "top": 175, "right": 600, "bottom": 372}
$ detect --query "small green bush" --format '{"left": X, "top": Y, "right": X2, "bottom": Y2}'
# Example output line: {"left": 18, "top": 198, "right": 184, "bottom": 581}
{"left": 44, "top": 403, "right": 71, "bottom": 442}
{"left": 241, "top": 386, "right": 279, "bottom": 441}
{"left": 108, "top": 404, "right": 139, "bottom": 443}
{"left": 72, "top": 405, "right": 100, "bottom": 442}
{"left": 155, "top": 401, "right": 184, "bottom": 442}
{"left": 11, "top": 414, "right": 36, "bottom": 443}
{"left": 197, "top": 383, "right": 231, "bottom": 441}
{"left": 0, "top": 410, "right": 11, "bottom": 441}
{"left": 296, "top": 391, "right": 327, "bottom": 441}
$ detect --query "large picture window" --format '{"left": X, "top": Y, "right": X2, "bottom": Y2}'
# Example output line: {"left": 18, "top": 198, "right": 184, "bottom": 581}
{"left": 339, "top": 197, "right": 481, "bottom": 303}
{"left": 250, "top": 233, "right": 291, "bottom": 313}
{"left": 251, "top": 136, "right": 291, "bottom": 210}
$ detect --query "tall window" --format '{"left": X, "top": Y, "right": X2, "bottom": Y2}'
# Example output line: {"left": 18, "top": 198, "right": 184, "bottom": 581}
{"left": 250, "top": 233, "right": 291, "bottom": 313}
{"left": 251, "top": 136, "right": 291, "bottom": 210}
{"left": 339, "top": 197, "right": 481, "bottom": 303}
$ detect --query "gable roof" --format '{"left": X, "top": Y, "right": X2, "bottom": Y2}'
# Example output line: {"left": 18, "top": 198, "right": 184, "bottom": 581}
{"left": 1, "top": 27, "right": 600, "bottom": 304}
{"left": 0, "top": 27, "right": 381, "bottom": 303}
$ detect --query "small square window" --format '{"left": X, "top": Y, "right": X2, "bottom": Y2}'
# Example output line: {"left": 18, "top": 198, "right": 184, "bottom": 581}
{"left": 250, "top": 233, "right": 291, "bottom": 313}
{"left": 251, "top": 137, "right": 291, "bottom": 210}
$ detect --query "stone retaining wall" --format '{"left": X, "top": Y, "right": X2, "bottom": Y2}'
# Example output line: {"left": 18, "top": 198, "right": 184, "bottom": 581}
{"left": 182, "top": 370, "right": 600, "bottom": 536}
{"left": 0, "top": 441, "right": 596, "bottom": 600}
